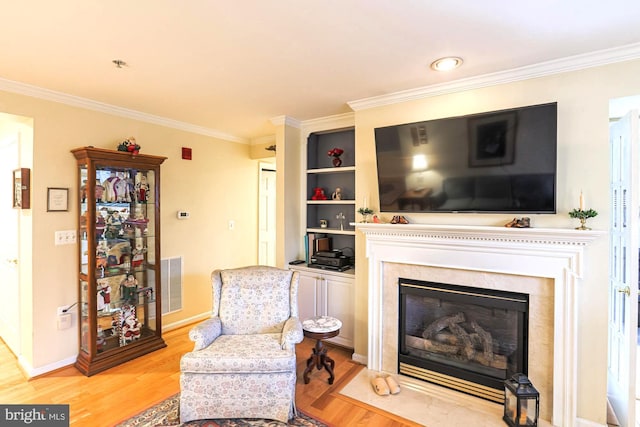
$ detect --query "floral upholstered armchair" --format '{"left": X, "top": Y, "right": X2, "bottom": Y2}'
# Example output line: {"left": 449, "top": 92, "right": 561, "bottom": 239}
{"left": 179, "top": 266, "right": 303, "bottom": 423}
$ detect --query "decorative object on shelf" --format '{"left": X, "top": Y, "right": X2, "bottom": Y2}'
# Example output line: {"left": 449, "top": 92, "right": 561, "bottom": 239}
{"left": 327, "top": 147, "right": 344, "bottom": 167}
{"left": 319, "top": 219, "right": 328, "bottom": 228}
{"left": 503, "top": 373, "right": 539, "bottom": 427}
{"left": 505, "top": 217, "right": 531, "bottom": 228}
{"left": 358, "top": 207, "right": 374, "bottom": 223}
{"left": 311, "top": 187, "right": 327, "bottom": 200}
{"left": 568, "top": 208, "right": 598, "bottom": 230}
{"left": 117, "top": 137, "right": 141, "bottom": 155}
{"left": 331, "top": 187, "right": 342, "bottom": 200}
{"left": 336, "top": 212, "right": 345, "bottom": 230}
{"left": 390, "top": 215, "right": 409, "bottom": 224}
{"left": 373, "top": 215, "right": 381, "bottom": 223}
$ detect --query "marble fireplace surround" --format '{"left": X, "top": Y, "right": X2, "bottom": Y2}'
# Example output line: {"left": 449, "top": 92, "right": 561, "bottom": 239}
{"left": 357, "top": 223, "right": 603, "bottom": 427}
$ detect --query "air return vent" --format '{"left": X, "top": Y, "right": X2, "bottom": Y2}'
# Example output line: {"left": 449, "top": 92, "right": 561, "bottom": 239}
{"left": 161, "top": 257, "right": 183, "bottom": 314}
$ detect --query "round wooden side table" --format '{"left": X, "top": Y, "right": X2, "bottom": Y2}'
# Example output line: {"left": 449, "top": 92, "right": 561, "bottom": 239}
{"left": 302, "top": 316, "right": 341, "bottom": 385}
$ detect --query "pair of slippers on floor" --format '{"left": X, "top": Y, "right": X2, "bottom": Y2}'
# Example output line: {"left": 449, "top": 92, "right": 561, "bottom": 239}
{"left": 371, "top": 375, "right": 400, "bottom": 396}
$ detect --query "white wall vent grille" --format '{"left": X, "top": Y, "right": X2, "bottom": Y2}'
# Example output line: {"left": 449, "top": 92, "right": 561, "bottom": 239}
{"left": 161, "top": 257, "right": 183, "bottom": 314}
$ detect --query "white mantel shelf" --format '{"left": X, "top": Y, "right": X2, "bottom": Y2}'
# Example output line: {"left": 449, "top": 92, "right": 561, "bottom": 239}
{"left": 355, "top": 222, "right": 605, "bottom": 246}
{"left": 356, "top": 222, "right": 606, "bottom": 427}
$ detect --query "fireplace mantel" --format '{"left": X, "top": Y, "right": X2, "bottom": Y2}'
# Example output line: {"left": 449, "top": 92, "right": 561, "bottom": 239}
{"left": 356, "top": 223, "right": 604, "bottom": 427}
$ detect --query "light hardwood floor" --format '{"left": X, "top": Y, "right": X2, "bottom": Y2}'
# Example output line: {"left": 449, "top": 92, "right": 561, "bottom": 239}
{"left": 0, "top": 325, "right": 421, "bottom": 427}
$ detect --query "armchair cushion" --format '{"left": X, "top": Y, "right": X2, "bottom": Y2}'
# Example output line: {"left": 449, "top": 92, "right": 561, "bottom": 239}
{"left": 219, "top": 267, "right": 294, "bottom": 335}
{"left": 181, "top": 333, "right": 295, "bottom": 374}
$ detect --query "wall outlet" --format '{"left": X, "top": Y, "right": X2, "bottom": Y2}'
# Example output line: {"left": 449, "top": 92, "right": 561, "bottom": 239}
{"left": 57, "top": 313, "right": 72, "bottom": 330}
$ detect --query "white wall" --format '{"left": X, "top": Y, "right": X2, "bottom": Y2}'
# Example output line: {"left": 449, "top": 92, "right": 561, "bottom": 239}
{"left": 352, "top": 58, "right": 640, "bottom": 425}
{"left": 0, "top": 89, "right": 266, "bottom": 375}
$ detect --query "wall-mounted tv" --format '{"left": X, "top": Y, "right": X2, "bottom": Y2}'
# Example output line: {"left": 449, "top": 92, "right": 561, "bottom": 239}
{"left": 374, "top": 102, "right": 557, "bottom": 214}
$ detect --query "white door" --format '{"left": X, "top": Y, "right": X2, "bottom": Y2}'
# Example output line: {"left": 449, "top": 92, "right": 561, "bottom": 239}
{"left": 0, "top": 123, "right": 20, "bottom": 355}
{"left": 258, "top": 164, "right": 276, "bottom": 266}
{"left": 608, "top": 109, "right": 639, "bottom": 427}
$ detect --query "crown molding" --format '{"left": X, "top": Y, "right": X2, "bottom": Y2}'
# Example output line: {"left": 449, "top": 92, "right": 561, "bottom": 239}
{"left": 270, "top": 115, "right": 301, "bottom": 128}
{"left": 0, "top": 77, "right": 247, "bottom": 144}
{"left": 348, "top": 42, "right": 640, "bottom": 111}
{"left": 300, "top": 112, "right": 355, "bottom": 134}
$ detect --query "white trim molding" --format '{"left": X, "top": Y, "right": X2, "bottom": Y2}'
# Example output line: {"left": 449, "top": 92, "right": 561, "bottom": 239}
{"left": 348, "top": 42, "right": 640, "bottom": 112}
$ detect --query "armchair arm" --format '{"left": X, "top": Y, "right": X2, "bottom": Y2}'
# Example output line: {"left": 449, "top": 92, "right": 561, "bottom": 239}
{"left": 281, "top": 316, "right": 303, "bottom": 350}
{"left": 189, "top": 317, "right": 222, "bottom": 351}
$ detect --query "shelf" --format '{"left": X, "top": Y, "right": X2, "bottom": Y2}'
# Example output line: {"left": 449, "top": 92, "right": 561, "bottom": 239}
{"left": 306, "top": 227, "right": 355, "bottom": 235}
{"left": 307, "top": 166, "right": 356, "bottom": 174}
{"left": 307, "top": 200, "right": 355, "bottom": 205}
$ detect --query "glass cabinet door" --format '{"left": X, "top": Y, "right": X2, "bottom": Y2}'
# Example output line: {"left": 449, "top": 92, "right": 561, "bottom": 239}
{"left": 79, "top": 164, "right": 159, "bottom": 355}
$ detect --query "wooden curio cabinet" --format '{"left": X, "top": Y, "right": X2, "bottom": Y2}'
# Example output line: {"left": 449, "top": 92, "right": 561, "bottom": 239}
{"left": 71, "top": 147, "right": 167, "bottom": 376}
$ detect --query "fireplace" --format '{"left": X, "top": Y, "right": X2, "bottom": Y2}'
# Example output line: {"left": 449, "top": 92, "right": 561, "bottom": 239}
{"left": 398, "top": 278, "right": 528, "bottom": 402}
{"left": 357, "top": 223, "right": 603, "bottom": 426}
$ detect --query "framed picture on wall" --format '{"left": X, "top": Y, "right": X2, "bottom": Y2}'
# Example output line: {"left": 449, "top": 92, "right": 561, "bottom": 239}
{"left": 13, "top": 168, "right": 30, "bottom": 209}
{"left": 47, "top": 187, "right": 69, "bottom": 212}
{"left": 468, "top": 112, "right": 517, "bottom": 167}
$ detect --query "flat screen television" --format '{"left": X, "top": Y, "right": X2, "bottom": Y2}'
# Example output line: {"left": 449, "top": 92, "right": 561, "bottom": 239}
{"left": 374, "top": 102, "right": 557, "bottom": 214}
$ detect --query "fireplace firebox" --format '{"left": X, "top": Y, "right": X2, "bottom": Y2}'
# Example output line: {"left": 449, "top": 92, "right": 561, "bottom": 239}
{"left": 399, "top": 278, "right": 529, "bottom": 403}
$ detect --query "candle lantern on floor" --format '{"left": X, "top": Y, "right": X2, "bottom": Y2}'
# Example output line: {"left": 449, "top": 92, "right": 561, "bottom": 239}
{"left": 503, "top": 373, "right": 539, "bottom": 427}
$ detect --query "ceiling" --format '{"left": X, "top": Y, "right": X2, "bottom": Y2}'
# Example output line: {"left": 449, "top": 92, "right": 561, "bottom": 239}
{"left": 2, "top": 1, "right": 640, "bottom": 142}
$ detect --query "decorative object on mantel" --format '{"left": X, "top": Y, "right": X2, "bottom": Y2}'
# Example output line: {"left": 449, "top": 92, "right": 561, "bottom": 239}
{"left": 357, "top": 207, "right": 374, "bottom": 223}
{"left": 505, "top": 217, "right": 531, "bottom": 228}
{"left": 569, "top": 208, "right": 598, "bottom": 230}
{"left": 372, "top": 214, "right": 381, "bottom": 223}
{"left": 327, "top": 147, "right": 344, "bottom": 167}
{"left": 569, "top": 190, "right": 598, "bottom": 230}
{"left": 390, "top": 215, "right": 409, "bottom": 224}
{"left": 117, "top": 137, "right": 141, "bottom": 155}
{"left": 503, "top": 373, "right": 539, "bottom": 427}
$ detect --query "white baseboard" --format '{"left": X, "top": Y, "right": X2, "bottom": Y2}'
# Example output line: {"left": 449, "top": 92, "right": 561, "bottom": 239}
{"left": 21, "top": 354, "right": 77, "bottom": 378}
{"left": 21, "top": 313, "right": 211, "bottom": 378}
{"left": 163, "top": 313, "right": 210, "bottom": 332}
{"left": 351, "top": 352, "right": 367, "bottom": 365}
{"left": 576, "top": 417, "right": 607, "bottom": 427}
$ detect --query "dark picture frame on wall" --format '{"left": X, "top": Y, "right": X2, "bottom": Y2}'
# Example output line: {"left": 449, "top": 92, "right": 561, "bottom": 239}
{"left": 468, "top": 111, "right": 517, "bottom": 167}
{"left": 13, "top": 168, "right": 30, "bottom": 209}
{"left": 47, "top": 187, "right": 69, "bottom": 212}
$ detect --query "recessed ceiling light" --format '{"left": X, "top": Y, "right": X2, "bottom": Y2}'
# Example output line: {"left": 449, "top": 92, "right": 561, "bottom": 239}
{"left": 430, "top": 57, "right": 463, "bottom": 72}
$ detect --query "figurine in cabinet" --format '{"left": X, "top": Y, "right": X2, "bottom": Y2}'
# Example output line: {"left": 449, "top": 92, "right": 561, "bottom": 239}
{"left": 98, "top": 279, "right": 112, "bottom": 312}
{"left": 135, "top": 173, "right": 150, "bottom": 203}
{"left": 95, "top": 180, "right": 105, "bottom": 203}
{"left": 114, "top": 172, "right": 132, "bottom": 202}
{"left": 120, "top": 274, "right": 139, "bottom": 303}
{"left": 121, "top": 313, "right": 142, "bottom": 343}
{"left": 105, "top": 210, "right": 124, "bottom": 238}
{"left": 96, "top": 238, "right": 108, "bottom": 270}
{"left": 131, "top": 240, "right": 146, "bottom": 268}
{"left": 102, "top": 171, "right": 118, "bottom": 202}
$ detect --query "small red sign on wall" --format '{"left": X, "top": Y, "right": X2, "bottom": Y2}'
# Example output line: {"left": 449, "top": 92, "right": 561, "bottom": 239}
{"left": 182, "top": 147, "right": 192, "bottom": 160}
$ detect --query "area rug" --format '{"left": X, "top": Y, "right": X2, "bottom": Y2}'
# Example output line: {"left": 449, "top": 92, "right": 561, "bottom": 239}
{"left": 116, "top": 394, "right": 329, "bottom": 427}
